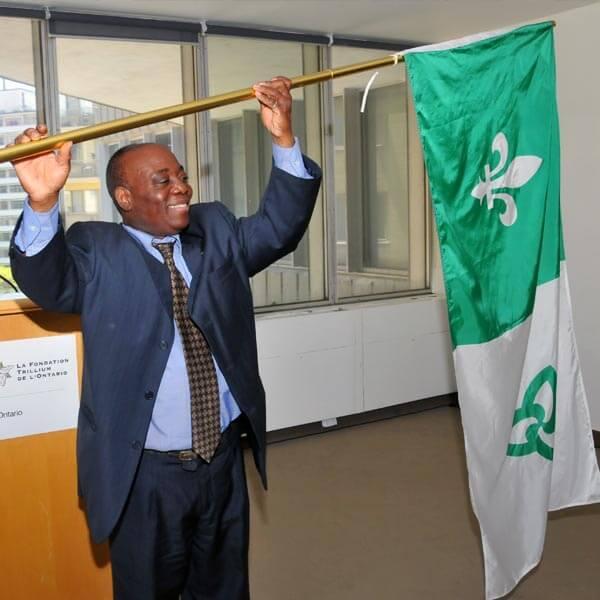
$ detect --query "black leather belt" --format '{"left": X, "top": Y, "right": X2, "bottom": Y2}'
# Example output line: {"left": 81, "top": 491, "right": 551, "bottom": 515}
{"left": 143, "top": 418, "right": 243, "bottom": 461}
{"left": 168, "top": 449, "right": 198, "bottom": 461}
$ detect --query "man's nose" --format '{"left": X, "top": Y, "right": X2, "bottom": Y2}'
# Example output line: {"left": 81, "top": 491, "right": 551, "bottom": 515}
{"left": 171, "top": 178, "right": 188, "bottom": 194}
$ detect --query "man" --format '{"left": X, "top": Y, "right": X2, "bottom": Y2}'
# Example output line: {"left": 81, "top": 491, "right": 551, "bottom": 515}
{"left": 9, "top": 76, "right": 321, "bottom": 599}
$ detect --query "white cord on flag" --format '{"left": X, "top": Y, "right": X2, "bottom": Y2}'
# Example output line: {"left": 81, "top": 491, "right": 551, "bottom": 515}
{"left": 360, "top": 70, "right": 380, "bottom": 113}
{"left": 200, "top": 20, "right": 207, "bottom": 36}
{"left": 327, "top": 33, "right": 334, "bottom": 47}
{"left": 44, "top": 6, "right": 51, "bottom": 20}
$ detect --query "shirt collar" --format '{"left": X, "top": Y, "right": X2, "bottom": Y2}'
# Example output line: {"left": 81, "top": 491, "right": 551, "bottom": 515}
{"left": 122, "top": 224, "right": 181, "bottom": 253}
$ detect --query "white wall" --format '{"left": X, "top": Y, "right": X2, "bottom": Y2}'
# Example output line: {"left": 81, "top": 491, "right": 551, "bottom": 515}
{"left": 553, "top": 2, "right": 600, "bottom": 429}
{"left": 256, "top": 295, "right": 456, "bottom": 431}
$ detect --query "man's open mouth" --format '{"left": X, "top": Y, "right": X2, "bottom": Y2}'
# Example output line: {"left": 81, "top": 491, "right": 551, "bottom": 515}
{"left": 167, "top": 202, "right": 189, "bottom": 211}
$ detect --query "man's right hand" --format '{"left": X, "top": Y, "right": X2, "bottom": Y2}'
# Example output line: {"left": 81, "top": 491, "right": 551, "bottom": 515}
{"left": 8, "top": 124, "right": 72, "bottom": 212}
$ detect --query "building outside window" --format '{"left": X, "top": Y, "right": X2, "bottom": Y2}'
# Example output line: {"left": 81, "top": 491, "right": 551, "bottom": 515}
{"left": 0, "top": 17, "right": 37, "bottom": 296}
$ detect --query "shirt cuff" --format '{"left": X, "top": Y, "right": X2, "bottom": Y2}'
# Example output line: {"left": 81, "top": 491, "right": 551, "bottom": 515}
{"left": 272, "top": 137, "right": 313, "bottom": 180}
{"left": 14, "top": 199, "right": 60, "bottom": 256}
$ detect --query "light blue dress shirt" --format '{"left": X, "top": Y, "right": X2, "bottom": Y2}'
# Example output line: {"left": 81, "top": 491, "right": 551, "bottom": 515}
{"left": 15, "top": 139, "right": 312, "bottom": 450}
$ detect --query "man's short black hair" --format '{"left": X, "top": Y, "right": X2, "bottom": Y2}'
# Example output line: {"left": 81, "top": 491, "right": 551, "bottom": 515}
{"left": 105, "top": 143, "right": 152, "bottom": 212}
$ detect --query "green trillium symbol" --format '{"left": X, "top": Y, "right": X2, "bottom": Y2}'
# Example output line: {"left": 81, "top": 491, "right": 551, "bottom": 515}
{"left": 507, "top": 365, "right": 557, "bottom": 461}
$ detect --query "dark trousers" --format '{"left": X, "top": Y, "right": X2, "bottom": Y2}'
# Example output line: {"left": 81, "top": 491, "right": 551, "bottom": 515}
{"left": 109, "top": 421, "right": 250, "bottom": 600}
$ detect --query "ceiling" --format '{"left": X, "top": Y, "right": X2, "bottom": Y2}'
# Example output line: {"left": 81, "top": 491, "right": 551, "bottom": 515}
{"left": 6, "top": 0, "right": 600, "bottom": 43}
{"left": 1, "top": 0, "right": 598, "bottom": 122}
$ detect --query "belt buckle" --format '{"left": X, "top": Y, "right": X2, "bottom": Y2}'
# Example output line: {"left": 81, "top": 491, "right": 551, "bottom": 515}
{"left": 177, "top": 450, "right": 198, "bottom": 461}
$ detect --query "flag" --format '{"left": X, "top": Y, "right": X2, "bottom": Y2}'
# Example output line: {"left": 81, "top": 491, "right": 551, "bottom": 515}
{"left": 404, "top": 22, "right": 600, "bottom": 599}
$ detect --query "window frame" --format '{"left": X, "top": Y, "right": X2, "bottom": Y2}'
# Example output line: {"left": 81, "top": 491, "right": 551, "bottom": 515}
{"left": 0, "top": 9, "right": 431, "bottom": 313}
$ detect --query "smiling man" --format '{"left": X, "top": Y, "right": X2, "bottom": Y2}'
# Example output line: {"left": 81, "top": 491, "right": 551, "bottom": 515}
{"left": 8, "top": 77, "right": 321, "bottom": 600}
{"left": 108, "top": 143, "right": 194, "bottom": 235}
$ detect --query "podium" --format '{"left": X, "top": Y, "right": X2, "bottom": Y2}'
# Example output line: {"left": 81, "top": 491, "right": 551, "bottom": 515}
{"left": 0, "top": 300, "right": 113, "bottom": 599}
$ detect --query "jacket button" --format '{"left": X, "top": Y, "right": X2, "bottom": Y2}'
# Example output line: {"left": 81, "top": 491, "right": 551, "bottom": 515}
{"left": 145, "top": 390, "right": 154, "bottom": 400}
{"left": 131, "top": 440, "right": 141, "bottom": 450}
{"left": 159, "top": 340, "right": 168, "bottom": 350}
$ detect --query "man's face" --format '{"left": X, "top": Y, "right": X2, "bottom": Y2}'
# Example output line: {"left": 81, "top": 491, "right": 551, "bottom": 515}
{"left": 116, "top": 144, "right": 193, "bottom": 236}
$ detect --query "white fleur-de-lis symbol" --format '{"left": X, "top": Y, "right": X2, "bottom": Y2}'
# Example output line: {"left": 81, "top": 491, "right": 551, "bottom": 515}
{"left": 471, "top": 132, "right": 542, "bottom": 227}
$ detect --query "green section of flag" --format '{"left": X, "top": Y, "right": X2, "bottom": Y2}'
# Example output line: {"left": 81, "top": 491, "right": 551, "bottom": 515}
{"left": 406, "top": 22, "right": 563, "bottom": 347}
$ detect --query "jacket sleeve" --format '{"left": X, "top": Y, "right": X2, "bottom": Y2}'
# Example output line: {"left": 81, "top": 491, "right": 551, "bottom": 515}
{"left": 216, "top": 154, "right": 322, "bottom": 277}
{"left": 9, "top": 215, "right": 95, "bottom": 314}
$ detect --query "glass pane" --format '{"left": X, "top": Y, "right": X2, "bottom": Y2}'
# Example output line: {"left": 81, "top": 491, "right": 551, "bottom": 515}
{"left": 56, "top": 38, "right": 188, "bottom": 229}
{"left": 206, "top": 36, "right": 325, "bottom": 307}
{"left": 0, "top": 17, "right": 36, "bottom": 299}
{"left": 332, "top": 47, "right": 416, "bottom": 299}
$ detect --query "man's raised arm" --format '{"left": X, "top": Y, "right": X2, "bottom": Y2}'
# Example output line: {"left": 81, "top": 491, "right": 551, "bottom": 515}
{"left": 8, "top": 125, "right": 89, "bottom": 313}
{"left": 221, "top": 77, "right": 322, "bottom": 276}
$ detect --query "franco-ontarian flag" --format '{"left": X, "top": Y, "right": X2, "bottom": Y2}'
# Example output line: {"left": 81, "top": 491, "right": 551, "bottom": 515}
{"left": 404, "top": 22, "right": 600, "bottom": 599}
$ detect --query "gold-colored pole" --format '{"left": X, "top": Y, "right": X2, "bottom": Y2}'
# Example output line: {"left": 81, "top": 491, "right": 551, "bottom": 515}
{"left": 0, "top": 54, "right": 403, "bottom": 164}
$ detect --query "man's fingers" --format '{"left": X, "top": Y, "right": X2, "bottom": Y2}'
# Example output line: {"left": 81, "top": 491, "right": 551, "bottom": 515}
{"left": 254, "top": 80, "right": 291, "bottom": 96}
{"left": 27, "top": 124, "right": 48, "bottom": 137}
{"left": 14, "top": 133, "right": 32, "bottom": 145}
{"left": 270, "top": 76, "right": 292, "bottom": 90}
{"left": 56, "top": 141, "right": 73, "bottom": 165}
{"left": 24, "top": 127, "right": 43, "bottom": 140}
{"left": 254, "top": 86, "right": 291, "bottom": 111}
{"left": 254, "top": 88, "right": 276, "bottom": 107}
{"left": 254, "top": 78, "right": 292, "bottom": 114}
{"left": 14, "top": 124, "right": 49, "bottom": 146}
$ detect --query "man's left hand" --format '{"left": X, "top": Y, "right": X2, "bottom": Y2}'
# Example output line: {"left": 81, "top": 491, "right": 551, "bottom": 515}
{"left": 253, "top": 76, "right": 294, "bottom": 148}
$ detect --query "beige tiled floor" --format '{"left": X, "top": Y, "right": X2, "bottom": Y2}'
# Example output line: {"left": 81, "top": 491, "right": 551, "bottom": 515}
{"left": 246, "top": 407, "right": 600, "bottom": 599}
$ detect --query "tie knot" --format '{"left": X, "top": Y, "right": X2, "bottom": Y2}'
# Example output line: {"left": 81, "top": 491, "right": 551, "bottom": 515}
{"left": 154, "top": 241, "right": 175, "bottom": 264}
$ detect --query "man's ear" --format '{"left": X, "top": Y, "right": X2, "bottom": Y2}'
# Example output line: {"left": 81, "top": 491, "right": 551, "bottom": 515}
{"left": 114, "top": 186, "right": 132, "bottom": 213}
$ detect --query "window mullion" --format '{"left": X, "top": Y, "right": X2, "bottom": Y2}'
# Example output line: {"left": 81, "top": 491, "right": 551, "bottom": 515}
{"left": 196, "top": 34, "right": 213, "bottom": 203}
{"left": 321, "top": 46, "right": 338, "bottom": 305}
{"left": 180, "top": 44, "right": 201, "bottom": 201}
{"left": 31, "top": 20, "right": 59, "bottom": 133}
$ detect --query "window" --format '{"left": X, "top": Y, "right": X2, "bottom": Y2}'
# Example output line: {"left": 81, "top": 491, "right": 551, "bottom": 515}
{"left": 154, "top": 132, "right": 173, "bottom": 151}
{"left": 0, "top": 167, "right": 16, "bottom": 179}
{"left": 0, "top": 15, "right": 428, "bottom": 307}
{"left": 207, "top": 36, "right": 325, "bottom": 307}
{"left": 331, "top": 47, "right": 427, "bottom": 299}
{"left": 0, "top": 16, "right": 37, "bottom": 299}
{"left": 107, "top": 142, "right": 120, "bottom": 156}
{"left": 55, "top": 37, "right": 189, "bottom": 229}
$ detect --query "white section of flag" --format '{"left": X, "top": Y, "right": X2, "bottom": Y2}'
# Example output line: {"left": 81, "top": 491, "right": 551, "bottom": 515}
{"left": 403, "top": 25, "right": 518, "bottom": 56}
{"left": 454, "top": 263, "right": 600, "bottom": 599}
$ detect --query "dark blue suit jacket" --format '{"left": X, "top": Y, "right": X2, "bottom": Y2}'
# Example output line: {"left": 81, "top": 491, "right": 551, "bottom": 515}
{"left": 10, "top": 157, "right": 322, "bottom": 543}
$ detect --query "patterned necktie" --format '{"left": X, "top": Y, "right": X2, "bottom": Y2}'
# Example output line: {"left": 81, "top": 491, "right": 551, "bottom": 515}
{"left": 154, "top": 242, "right": 221, "bottom": 461}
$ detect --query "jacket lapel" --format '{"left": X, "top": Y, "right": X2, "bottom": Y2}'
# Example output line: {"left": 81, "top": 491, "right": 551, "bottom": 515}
{"left": 181, "top": 230, "right": 205, "bottom": 298}
{"left": 122, "top": 228, "right": 174, "bottom": 321}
